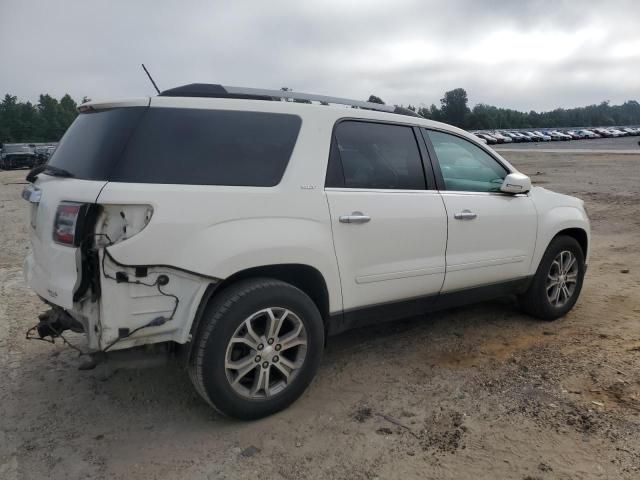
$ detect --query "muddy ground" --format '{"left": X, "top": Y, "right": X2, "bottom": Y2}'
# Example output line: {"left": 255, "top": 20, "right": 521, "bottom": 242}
{"left": 1, "top": 150, "right": 639, "bottom": 480}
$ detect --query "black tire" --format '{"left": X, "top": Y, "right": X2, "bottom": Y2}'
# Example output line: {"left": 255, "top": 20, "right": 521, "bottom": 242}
{"left": 519, "top": 235, "right": 585, "bottom": 320}
{"left": 189, "top": 278, "right": 324, "bottom": 420}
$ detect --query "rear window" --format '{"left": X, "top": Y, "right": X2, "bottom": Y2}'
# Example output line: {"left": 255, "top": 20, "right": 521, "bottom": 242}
{"left": 327, "top": 121, "right": 426, "bottom": 190}
{"left": 49, "top": 107, "right": 301, "bottom": 186}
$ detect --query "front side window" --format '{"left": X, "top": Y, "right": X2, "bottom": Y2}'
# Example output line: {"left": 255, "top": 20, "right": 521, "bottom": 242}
{"left": 426, "top": 130, "right": 508, "bottom": 192}
{"left": 329, "top": 121, "right": 426, "bottom": 190}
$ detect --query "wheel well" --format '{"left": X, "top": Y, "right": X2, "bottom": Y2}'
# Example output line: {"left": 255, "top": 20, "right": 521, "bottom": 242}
{"left": 184, "top": 264, "right": 331, "bottom": 362}
{"left": 555, "top": 228, "right": 588, "bottom": 256}
{"left": 213, "top": 264, "right": 330, "bottom": 322}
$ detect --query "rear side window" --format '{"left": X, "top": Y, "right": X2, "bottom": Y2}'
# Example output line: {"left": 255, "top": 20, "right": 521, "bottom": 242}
{"left": 328, "top": 121, "right": 426, "bottom": 190}
{"left": 48, "top": 107, "right": 147, "bottom": 181}
{"left": 113, "top": 109, "right": 301, "bottom": 186}
{"left": 49, "top": 107, "right": 301, "bottom": 186}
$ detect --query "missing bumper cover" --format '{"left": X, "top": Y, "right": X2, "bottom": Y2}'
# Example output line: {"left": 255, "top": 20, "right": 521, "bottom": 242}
{"left": 32, "top": 307, "right": 84, "bottom": 339}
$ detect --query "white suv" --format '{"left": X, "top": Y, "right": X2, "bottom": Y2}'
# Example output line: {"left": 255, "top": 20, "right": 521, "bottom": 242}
{"left": 22, "top": 84, "right": 590, "bottom": 419}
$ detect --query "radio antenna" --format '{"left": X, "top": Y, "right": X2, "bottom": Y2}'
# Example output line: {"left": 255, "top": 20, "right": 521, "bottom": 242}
{"left": 141, "top": 63, "right": 161, "bottom": 94}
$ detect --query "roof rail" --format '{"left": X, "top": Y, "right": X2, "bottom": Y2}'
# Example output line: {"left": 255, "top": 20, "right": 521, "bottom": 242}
{"left": 159, "top": 83, "right": 421, "bottom": 117}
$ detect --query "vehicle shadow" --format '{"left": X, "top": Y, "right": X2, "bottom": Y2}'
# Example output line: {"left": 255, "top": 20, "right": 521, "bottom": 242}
{"left": 19, "top": 296, "right": 543, "bottom": 429}
{"left": 324, "top": 296, "right": 536, "bottom": 361}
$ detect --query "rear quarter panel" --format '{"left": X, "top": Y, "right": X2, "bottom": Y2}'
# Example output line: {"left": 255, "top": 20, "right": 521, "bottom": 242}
{"left": 97, "top": 107, "right": 343, "bottom": 313}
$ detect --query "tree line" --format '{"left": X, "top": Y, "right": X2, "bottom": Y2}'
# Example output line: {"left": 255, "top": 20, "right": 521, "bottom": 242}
{"left": 2, "top": 88, "right": 639, "bottom": 144}
{"left": 369, "top": 88, "right": 640, "bottom": 130}
{"left": 0, "top": 93, "right": 82, "bottom": 144}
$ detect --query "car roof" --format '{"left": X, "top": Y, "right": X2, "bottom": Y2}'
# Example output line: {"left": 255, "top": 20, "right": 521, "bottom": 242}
{"left": 82, "top": 86, "right": 477, "bottom": 143}
{"left": 80, "top": 85, "right": 518, "bottom": 172}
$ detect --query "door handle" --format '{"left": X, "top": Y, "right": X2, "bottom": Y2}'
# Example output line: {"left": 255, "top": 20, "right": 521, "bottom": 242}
{"left": 339, "top": 212, "right": 371, "bottom": 224}
{"left": 454, "top": 210, "right": 478, "bottom": 220}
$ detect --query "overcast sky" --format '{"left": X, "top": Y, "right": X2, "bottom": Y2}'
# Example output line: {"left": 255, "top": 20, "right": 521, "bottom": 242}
{"left": 1, "top": 0, "right": 638, "bottom": 111}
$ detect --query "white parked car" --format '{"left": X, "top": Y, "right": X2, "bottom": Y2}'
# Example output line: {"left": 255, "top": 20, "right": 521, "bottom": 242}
{"left": 578, "top": 129, "right": 599, "bottom": 139}
{"left": 22, "top": 84, "right": 590, "bottom": 419}
{"left": 509, "top": 132, "right": 532, "bottom": 142}
{"left": 546, "top": 130, "right": 571, "bottom": 141}
{"left": 532, "top": 131, "right": 552, "bottom": 141}
{"left": 608, "top": 128, "right": 627, "bottom": 137}
{"left": 556, "top": 131, "right": 573, "bottom": 140}
{"left": 594, "top": 128, "right": 616, "bottom": 138}
{"left": 522, "top": 132, "right": 542, "bottom": 142}
{"left": 603, "top": 128, "right": 624, "bottom": 137}
{"left": 490, "top": 132, "right": 513, "bottom": 143}
{"left": 472, "top": 133, "right": 488, "bottom": 144}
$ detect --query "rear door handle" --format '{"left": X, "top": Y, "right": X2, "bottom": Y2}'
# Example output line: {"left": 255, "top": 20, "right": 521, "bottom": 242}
{"left": 339, "top": 212, "right": 371, "bottom": 224}
{"left": 454, "top": 210, "right": 478, "bottom": 220}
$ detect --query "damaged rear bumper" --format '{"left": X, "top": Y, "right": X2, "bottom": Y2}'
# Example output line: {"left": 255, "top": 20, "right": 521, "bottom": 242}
{"left": 29, "top": 306, "right": 83, "bottom": 339}
{"left": 25, "top": 249, "right": 217, "bottom": 353}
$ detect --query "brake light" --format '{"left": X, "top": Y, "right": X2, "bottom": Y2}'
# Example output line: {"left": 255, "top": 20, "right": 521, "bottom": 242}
{"left": 53, "top": 202, "right": 83, "bottom": 246}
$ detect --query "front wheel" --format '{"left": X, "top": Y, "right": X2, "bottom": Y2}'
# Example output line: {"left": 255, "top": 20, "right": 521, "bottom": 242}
{"left": 519, "top": 235, "right": 585, "bottom": 320}
{"left": 189, "top": 278, "right": 324, "bottom": 419}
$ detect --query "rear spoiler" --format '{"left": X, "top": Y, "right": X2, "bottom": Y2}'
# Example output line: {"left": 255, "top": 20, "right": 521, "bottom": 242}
{"left": 78, "top": 98, "right": 151, "bottom": 113}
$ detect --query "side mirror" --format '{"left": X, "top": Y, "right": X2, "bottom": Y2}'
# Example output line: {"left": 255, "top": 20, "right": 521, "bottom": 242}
{"left": 500, "top": 172, "right": 531, "bottom": 194}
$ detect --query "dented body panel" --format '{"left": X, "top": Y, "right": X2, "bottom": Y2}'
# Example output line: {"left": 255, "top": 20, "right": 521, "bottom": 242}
{"left": 23, "top": 175, "right": 107, "bottom": 308}
{"left": 97, "top": 253, "right": 211, "bottom": 350}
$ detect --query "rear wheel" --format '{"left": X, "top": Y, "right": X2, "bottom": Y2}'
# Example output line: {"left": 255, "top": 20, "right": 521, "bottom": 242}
{"left": 519, "top": 235, "right": 585, "bottom": 320}
{"left": 189, "top": 278, "right": 324, "bottom": 419}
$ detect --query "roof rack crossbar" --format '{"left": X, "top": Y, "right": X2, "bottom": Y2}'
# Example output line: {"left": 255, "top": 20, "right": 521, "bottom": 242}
{"left": 223, "top": 86, "right": 396, "bottom": 113}
{"left": 159, "top": 83, "right": 397, "bottom": 114}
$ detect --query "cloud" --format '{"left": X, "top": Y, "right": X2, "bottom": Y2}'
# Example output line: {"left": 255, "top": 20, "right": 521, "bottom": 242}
{"left": 0, "top": 0, "right": 637, "bottom": 111}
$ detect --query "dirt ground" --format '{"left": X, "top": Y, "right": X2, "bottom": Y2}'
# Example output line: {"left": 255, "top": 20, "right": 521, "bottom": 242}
{"left": 1, "top": 150, "right": 639, "bottom": 480}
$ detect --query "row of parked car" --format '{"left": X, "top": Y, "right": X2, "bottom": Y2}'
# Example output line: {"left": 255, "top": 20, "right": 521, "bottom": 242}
{"left": 0, "top": 143, "right": 57, "bottom": 170}
{"left": 473, "top": 127, "right": 640, "bottom": 144}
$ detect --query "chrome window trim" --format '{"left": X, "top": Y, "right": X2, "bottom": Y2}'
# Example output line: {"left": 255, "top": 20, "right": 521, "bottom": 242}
{"left": 324, "top": 188, "right": 528, "bottom": 197}
{"left": 440, "top": 190, "right": 530, "bottom": 197}
{"left": 324, "top": 187, "right": 440, "bottom": 194}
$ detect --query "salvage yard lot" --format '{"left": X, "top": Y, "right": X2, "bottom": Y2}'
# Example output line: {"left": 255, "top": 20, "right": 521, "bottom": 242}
{"left": 495, "top": 134, "right": 640, "bottom": 151}
{"left": 1, "top": 149, "right": 639, "bottom": 479}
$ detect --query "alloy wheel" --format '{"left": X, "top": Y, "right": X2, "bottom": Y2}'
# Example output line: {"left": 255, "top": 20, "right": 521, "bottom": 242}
{"left": 546, "top": 250, "right": 579, "bottom": 307}
{"left": 224, "top": 307, "right": 307, "bottom": 399}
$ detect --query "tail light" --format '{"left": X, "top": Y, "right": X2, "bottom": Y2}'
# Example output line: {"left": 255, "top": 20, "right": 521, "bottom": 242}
{"left": 53, "top": 202, "right": 84, "bottom": 246}
{"left": 53, "top": 202, "right": 153, "bottom": 248}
